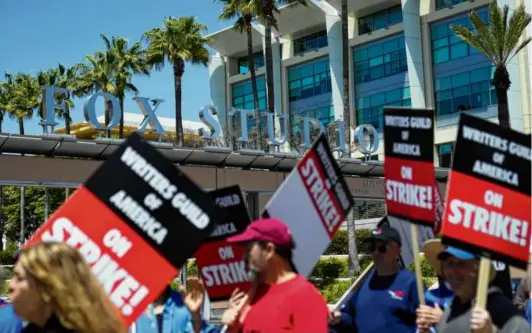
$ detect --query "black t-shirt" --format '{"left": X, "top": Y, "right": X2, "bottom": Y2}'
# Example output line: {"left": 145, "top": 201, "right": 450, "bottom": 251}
{"left": 22, "top": 315, "right": 76, "bottom": 333}
{"left": 156, "top": 312, "right": 163, "bottom": 333}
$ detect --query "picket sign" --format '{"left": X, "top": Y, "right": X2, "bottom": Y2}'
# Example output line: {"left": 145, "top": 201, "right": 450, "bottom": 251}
{"left": 194, "top": 185, "right": 252, "bottom": 301}
{"left": 441, "top": 114, "right": 531, "bottom": 311}
{"left": 383, "top": 107, "right": 436, "bottom": 306}
{"left": 25, "top": 133, "right": 219, "bottom": 326}
{"left": 262, "top": 133, "right": 355, "bottom": 278}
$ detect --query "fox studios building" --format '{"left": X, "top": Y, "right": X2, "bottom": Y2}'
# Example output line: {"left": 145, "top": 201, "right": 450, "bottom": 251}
{"left": 206, "top": 0, "right": 532, "bottom": 165}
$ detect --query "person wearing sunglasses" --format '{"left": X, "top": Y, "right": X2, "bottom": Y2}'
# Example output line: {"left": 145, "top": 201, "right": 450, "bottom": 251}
{"left": 330, "top": 226, "right": 423, "bottom": 333}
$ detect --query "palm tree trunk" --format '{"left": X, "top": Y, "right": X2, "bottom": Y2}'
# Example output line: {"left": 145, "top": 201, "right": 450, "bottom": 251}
{"left": 105, "top": 99, "right": 112, "bottom": 138}
{"left": 247, "top": 24, "right": 262, "bottom": 150}
{"left": 0, "top": 186, "right": 4, "bottom": 251}
{"left": 342, "top": 0, "right": 351, "bottom": 157}
{"left": 173, "top": 60, "right": 185, "bottom": 147}
{"left": 65, "top": 104, "right": 71, "bottom": 135}
{"left": 18, "top": 118, "right": 24, "bottom": 136}
{"left": 346, "top": 209, "right": 360, "bottom": 276}
{"left": 263, "top": 0, "right": 275, "bottom": 119}
{"left": 20, "top": 187, "right": 25, "bottom": 246}
{"left": 119, "top": 96, "right": 125, "bottom": 139}
{"left": 493, "top": 66, "right": 511, "bottom": 128}
{"left": 65, "top": 188, "right": 70, "bottom": 201}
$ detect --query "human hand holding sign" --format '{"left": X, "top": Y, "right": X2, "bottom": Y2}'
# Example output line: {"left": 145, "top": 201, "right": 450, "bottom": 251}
{"left": 470, "top": 307, "right": 493, "bottom": 333}
{"left": 180, "top": 276, "right": 205, "bottom": 316}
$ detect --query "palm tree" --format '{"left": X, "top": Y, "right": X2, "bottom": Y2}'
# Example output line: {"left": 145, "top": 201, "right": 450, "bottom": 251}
{"left": 143, "top": 16, "right": 210, "bottom": 146}
{"left": 75, "top": 51, "right": 118, "bottom": 138}
{"left": 218, "top": 0, "right": 263, "bottom": 149}
{"left": 100, "top": 35, "right": 150, "bottom": 138}
{"left": 0, "top": 77, "right": 12, "bottom": 250}
{"left": 56, "top": 64, "right": 79, "bottom": 135}
{"left": 247, "top": 0, "right": 308, "bottom": 120}
{"left": 6, "top": 72, "right": 40, "bottom": 245}
{"left": 451, "top": 0, "right": 531, "bottom": 128}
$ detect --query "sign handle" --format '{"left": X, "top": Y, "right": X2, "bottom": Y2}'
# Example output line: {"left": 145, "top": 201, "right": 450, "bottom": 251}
{"left": 410, "top": 224, "right": 425, "bottom": 305}
{"left": 474, "top": 258, "right": 492, "bottom": 309}
{"left": 333, "top": 262, "right": 374, "bottom": 311}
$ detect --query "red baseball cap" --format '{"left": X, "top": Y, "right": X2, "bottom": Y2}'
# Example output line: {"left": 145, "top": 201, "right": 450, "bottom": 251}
{"left": 227, "top": 217, "right": 294, "bottom": 249}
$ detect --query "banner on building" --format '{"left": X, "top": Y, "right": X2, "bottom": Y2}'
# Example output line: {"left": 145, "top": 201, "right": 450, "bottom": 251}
{"left": 262, "top": 133, "right": 355, "bottom": 277}
{"left": 26, "top": 133, "right": 218, "bottom": 326}
{"left": 441, "top": 114, "right": 531, "bottom": 269}
{"left": 195, "top": 185, "right": 252, "bottom": 301}
{"left": 383, "top": 107, "right": 435, "bottom": 227}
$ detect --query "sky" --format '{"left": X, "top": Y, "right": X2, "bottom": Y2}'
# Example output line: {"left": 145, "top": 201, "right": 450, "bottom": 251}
{"left": 0, "top": 0, "right": 231, "bottom": 135}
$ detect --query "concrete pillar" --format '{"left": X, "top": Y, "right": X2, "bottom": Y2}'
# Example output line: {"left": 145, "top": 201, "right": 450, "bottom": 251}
{"left": 496, "top": 0, "right": 524, "bottom": 131}
{"left": 402, "top": 0, "right": 426, "bottom": 108}
{"left": 262, "top": 33, "right": 284, "bottom": 115}
{"left": 208, "top": 53, "right": 228, "bottom": 128}
{"left": 325, "top": 12, "right": 345, "bottom": 120}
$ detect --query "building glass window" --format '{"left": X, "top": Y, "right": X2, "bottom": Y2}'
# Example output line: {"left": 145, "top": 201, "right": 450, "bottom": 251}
{"left": 438, "top": 142, "right": 454, "bottom": 167}
{"left": 288, "top": 57, "right": 331, "bottom": 102}
{"left": 430, "top": 8, "right": 489, "bottom": 64}
{"left": 354, "top": 35, "right": 407, "bottom": 84}
{"left": 436, "top": 0, "right": 469, "bottom": 10}
{"left": 231, "top": 76, "right": 266, "bottom": 130}
{"left": 356, "top": 87, "right": 411, "bottom": 130}
{"left": 237, "top": 52, "right": 265, "bottom": 74}
{"left": 434, "top": 66, "right": 497, "bottom": 116}
{"left": 293, "top": 30, "right": 328, "bottom": 55}
{"left": 290, "top": 105, "right": 335, "bottom": 134}
{"left": 358, "top": 5, "right": 403, "bottom": 35}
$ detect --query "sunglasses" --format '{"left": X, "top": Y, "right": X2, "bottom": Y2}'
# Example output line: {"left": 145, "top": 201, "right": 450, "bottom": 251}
{"left": 368, "top": 242, "right": 388, "bottom": 254}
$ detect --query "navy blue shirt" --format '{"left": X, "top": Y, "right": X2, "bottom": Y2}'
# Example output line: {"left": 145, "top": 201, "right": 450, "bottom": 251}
{"left": 336, "top": 268, "right": 422, "bottom": 333}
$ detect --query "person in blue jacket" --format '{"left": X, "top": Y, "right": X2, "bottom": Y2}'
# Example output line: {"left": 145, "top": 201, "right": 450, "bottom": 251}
{"left": 0, "top": 303, "right": 23, "bottom": 333}
{"left": 525, "top": 299, "right": 531, "bottom": 325}
{"left": 330, "top": 225, "right": 423, "bottom": 333}
{"left": 130, "top": 277, "right": 218, "bottom": 333}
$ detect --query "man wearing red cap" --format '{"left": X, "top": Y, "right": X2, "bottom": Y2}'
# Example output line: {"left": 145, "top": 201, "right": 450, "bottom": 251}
{"left": 221, "top": 217, "right": 329, "bottom": 333}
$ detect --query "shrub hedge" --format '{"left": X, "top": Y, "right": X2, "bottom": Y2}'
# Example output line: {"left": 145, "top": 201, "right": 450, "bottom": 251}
{"left": 324, "top": 229, "right": 373, "bottom": 255}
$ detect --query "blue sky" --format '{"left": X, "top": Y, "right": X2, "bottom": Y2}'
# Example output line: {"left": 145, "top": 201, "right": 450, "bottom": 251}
{"left": 0, "top": 0, "right": 231, "bottom": 135}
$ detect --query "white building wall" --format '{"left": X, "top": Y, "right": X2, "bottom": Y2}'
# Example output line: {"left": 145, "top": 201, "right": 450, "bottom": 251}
{"left": 325, "top": 12, "right": 345, "bottom": 120}
{"left": 208, "top": 54, "right": 228, "bottom": 128}
{"left": 402, "top": 0, "right": 426, "bottom": 108}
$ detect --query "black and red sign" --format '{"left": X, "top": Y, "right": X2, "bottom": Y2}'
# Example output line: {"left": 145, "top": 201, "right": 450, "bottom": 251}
{"left": 441, "top": 113, "right": 531, "bottom": 269}
{"left": 383, "top": 107, "right": 435, "bottom": 226}
{"left": 26, "top": 133, "right": 218, "bottom": 326}
{"left": 194, "top": 185, "right": 252, "bottom": 301}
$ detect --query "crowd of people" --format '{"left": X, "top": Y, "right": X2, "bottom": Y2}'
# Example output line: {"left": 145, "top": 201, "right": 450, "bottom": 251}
{"left": 0, "top": 216, "right": 531, "bottom": 333}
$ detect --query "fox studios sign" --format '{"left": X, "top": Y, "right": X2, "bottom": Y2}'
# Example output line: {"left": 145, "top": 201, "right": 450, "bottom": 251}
{"left": 40, "top": 86, "right": 379, "bottom": 156}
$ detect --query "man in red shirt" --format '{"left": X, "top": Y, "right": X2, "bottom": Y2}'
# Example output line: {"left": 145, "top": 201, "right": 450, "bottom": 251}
{"left": 222, "top": 217, "right": 329, "bottom": 333}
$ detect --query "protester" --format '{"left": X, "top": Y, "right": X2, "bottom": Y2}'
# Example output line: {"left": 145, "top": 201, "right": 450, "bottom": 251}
{"left": 9, "top": 241, "right": 125, "bottom": 333}
{"left": 129, "top": 277, "right": 217, "bottom": 333}
{"left": 0, "top": 268, "right": 23, "bottom": 333}
{"left": 330, "top": 225, "right": 422, "bottom": 333}
{"left": 525, "top": 299, "right": 531, "bottom": 325}
{"left": 0, "top": 251, "right": 23, "bottom": 333}
{"left": 513, "top": 265, "right": 531, "bottom": 312}
{"left": 220, "top": 217, "right": 329, "bottom": 333}
{"left": 416, "top": 243, "right": 530, "bottom": 333}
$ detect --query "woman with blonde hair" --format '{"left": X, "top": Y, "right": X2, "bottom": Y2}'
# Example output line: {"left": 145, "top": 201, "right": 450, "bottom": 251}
{"left": 8, "top": 241, "right": 125, "bottom": 333}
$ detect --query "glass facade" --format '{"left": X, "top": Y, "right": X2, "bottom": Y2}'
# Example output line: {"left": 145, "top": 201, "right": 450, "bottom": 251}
{"left": 358, "top": 5, "right": 403, "bottom": 35}
{"left": 436, "top": 0, "right": 469, "bottom": 10}
{"left": 430, "top": 8, "right": 489, "bottom": 64}
{"left": 231, "top": 76, "right": 266, "bottom": 130}
{"left": 434, "top": 66, "right": 497, "bottom": 116}
{"left": 237, "top": 52, "right": 265, "bottom": 75}
{"left": 354, "top": 35, "right": 407, "bottom": 84}
{"left": 438, "top": 142, "right": 454, "bottom": 167}
{"left": 290, "top": 105, "right": 334, "bottom": 134}
{"left": 288, "top": 57, "right": 332, "bottom": 102}
{"left": 356, "top": 87, "right": 411, "bottom": 130}
{"left": 293, "top": 30, "right": 328, "bottom": 55}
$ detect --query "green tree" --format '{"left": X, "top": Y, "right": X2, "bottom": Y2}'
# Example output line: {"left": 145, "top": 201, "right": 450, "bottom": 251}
{"left": 100, "top": 35, "right": 150, "bottom": 138}
{"left": 451, "top": 0, "right": 531, "bottom": 128}
{"left": 143, "top": 16, "right": 210, "bottom": 147}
